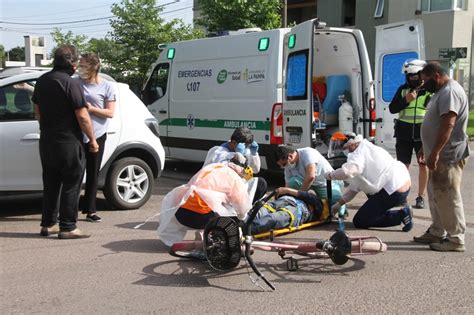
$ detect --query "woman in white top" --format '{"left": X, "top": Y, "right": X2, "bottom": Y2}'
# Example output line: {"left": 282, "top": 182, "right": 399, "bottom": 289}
{"left": 77, "top": 53, "right": 116, "bottom": 222}
{"left": 325, "top": 134, "right": 413, "bottom": 232}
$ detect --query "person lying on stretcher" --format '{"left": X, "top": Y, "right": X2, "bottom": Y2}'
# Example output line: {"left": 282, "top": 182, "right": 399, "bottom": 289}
{"left": 251, "top": 187, "right": 324, "bottom": 234}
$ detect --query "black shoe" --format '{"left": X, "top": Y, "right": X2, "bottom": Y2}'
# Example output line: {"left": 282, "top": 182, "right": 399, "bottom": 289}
{"left": 86, "top": 214, "right": 102, "bottom": 222}
{"left": 414, "top": 196, "right": 425, "bottom": 209}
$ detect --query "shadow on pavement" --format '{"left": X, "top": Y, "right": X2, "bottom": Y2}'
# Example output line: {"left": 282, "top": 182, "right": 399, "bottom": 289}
{"left": 102, "top": 238, "right": 168, "bottom": 254}
{"left": 134, "top": 256, "right": 366, "bottom": 291}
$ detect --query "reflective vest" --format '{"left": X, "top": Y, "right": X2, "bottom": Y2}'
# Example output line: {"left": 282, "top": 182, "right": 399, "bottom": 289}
{"left": 398, "top": 88, "right": 431, "bottom": 124}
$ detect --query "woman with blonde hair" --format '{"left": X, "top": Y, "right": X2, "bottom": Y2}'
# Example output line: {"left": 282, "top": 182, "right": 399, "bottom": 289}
{"left": 77, "top": 53, "right": 116, "bottom": 222}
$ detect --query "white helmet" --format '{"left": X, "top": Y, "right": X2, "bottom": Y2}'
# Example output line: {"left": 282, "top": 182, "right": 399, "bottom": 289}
{"left": 402, "top": 59, "right": 427, "bottom": 74}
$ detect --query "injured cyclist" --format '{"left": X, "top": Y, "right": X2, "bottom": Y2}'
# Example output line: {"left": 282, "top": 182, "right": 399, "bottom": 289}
{"left": 251, "top": 187, "right": 324, "bottom": 234}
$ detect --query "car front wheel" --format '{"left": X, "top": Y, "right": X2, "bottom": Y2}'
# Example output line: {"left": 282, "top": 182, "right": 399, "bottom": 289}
{"left": 104, "top": 157, "right": 154, "bottom": 210}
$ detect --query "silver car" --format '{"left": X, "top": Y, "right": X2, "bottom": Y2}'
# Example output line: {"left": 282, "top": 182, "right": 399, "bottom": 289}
{"left": 0, "top": 70, "right": 165, "bottom": 209}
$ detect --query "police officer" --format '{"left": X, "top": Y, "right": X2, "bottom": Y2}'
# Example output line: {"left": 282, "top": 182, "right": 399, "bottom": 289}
{"left": 389, "top": 59, "right": 431, "bottom": 209}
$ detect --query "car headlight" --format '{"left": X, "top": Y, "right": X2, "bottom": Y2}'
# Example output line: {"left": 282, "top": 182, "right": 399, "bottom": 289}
{"left": 145, "top": 118, "right": 160, "bottom": 138}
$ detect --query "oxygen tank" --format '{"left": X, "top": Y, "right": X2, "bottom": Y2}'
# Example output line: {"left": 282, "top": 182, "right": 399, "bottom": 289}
{"left": 338, "top": 95, "right": 353, "bottom": 133}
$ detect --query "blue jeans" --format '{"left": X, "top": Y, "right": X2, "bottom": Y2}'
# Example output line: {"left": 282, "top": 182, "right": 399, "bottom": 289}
{"left": 353, "top": 188, "right": 409, "bottom": 228}
{"left": 251, "top": 207, "right": 293, "bottom": 234}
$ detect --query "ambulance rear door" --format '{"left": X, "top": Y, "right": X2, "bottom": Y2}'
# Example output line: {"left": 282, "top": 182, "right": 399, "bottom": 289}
{"left": 282, "top": 19, "right": 319, "bottom": 148}
{"left": 374, "top": 19, "right": 425, "bottom": 150}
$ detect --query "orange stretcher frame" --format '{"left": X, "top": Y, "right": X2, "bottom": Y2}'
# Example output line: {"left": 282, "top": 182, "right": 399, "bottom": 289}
{"left": 253, "top": 199, "right": 331, "bottom": 239}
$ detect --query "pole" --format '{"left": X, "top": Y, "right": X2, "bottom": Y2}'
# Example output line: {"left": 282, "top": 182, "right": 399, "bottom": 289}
{"left": 283, "top": 0, "right": 287, "bottom": 28}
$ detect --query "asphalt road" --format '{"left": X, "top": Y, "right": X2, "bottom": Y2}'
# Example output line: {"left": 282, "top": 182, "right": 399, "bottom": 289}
{"left": 1, "top": 157, "right": 473, "bottom": 314}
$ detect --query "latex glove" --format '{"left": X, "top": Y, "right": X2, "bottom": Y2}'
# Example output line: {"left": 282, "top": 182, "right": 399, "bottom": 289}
{"left": 331, "top": 201, "right": 341, "bottom": 216}
{"left": 235, "top": 142, "right": 246, "bottom": 154}
{"left": 324, "top": 171, "right": 333, "bottom": 180}
{"left": 250, "top": 141, "right": 259, "bottom": 155}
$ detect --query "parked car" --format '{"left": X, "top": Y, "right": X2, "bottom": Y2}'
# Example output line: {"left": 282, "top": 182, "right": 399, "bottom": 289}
{"left": 0, "top": 70, "right": 165, "bottom": 210}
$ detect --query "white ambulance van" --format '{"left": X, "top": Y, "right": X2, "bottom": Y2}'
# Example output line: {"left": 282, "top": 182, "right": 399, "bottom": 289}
{"left": 374, "top": 20, "right": 425, "bottom": 151}
{"left": 142, "top": 19, "right": 376, "bottom": 170}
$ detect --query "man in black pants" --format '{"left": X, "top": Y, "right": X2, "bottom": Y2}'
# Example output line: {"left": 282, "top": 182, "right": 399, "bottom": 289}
{"left": 33, "top": 45, "right": 98, "bottom": 239}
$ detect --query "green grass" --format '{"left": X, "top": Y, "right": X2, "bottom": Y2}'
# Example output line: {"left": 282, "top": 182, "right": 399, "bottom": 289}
{"left": 469, "top": 110, "right": 474, "bottom": 138}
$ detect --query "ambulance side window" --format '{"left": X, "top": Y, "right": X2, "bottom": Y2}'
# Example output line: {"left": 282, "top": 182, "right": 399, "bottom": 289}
{"left": 143, "top": 63, "right": 169, "bottom": 105}
{"left": 286, "top": 50, "right": 309, "bottom": 101}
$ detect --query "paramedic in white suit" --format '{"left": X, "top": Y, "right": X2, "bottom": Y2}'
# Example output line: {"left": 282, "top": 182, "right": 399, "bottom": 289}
{"left": 157, "top": 154, "right": 253, "bottom": 247}
{"left": 204, "top": 127, "right": 267, "bottom": 202}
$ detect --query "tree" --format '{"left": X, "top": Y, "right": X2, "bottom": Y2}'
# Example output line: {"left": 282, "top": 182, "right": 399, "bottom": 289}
{"left": 7, "top": 46, "right": 25, "bottom": 61}
{"left": 197, "top": 0, "right": 282, "bottom": 33}
{"left": 50, "top": 28, "right": 89, "bottom": 54}
{"left": 0, "top": 45, "right": 5, "bottom": 67}
{"left": 110, "top": 0, "right": 203, "bottom": 89}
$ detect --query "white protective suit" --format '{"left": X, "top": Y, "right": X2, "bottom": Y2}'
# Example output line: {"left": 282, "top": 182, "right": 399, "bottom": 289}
{"left": 157, "top": 163, "right": 253, "bottom": 246}
{"left": 204, "top": 144, "right": 261, "bottom": 173}
{"left": 331, "top": 139, "right": 410, "bottom": 196}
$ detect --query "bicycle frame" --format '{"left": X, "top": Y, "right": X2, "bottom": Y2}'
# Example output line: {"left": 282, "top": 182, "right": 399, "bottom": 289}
{"left": 170, "top": 190, "right": 388, "bottom": 291}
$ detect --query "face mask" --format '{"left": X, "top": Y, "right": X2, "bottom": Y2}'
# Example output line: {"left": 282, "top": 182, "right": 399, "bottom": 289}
{"left": 287, "top": 162, "right": 296, "bottom": 169}
{"left": 408, "top": 78, "right": 422, "bottom": 89}
{"left": 78, "top": 67, "right": 91, "bottom": 80}
{"left": 423, "top": 78, "right": 437, "bottom": 93}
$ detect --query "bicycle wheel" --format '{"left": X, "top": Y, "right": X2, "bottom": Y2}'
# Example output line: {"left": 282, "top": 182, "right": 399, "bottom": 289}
{"left": 203, "top": 216, "right": 241, "bottom": 271}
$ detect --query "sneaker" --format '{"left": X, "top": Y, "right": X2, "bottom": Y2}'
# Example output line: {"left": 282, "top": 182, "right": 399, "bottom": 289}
{"left": 429, "top": 239, "right": 465, "bottom": 252}
{"left": 400, "top": 206, "right": 413, "bottom": 232}
{"left": 86, "top": 214, "right": 102, "bottom": 222}
{"left": 413, "top": 231, "right": 444, "bottom": 244}
{"left": 58, "top": 228, "right": 91, "bottom": 239}
{"left": 40, "top": 224, "right": 59, "bottom": 236}
{"left": 414, "top": 196, "right": 425, "bottom": 209}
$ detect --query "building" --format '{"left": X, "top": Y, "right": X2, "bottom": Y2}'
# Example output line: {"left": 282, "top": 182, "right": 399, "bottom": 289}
{"left": 4, "top": 36, "right": 49, "bottom": 68}
{"left": 317, "top": 0, "right": 473, "bottom": 103}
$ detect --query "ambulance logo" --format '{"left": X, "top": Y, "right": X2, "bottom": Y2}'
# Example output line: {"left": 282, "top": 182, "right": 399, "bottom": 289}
{"left": 187, "top": 114, "right": 195, "bottom": 129}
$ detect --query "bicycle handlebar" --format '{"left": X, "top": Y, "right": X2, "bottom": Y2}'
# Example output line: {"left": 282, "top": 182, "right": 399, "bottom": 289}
{"left": 241, "top": 191, "right": 277, "bottom": 291}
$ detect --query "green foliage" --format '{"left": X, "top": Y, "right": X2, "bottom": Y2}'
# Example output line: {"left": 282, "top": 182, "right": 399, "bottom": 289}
{"left": 109, "top": 0, "right": 203, "bottom": 89}
{"left": 51, "top": 28, "right": 89, "bottom": 54}
{"left": 197, "top": 0, "right": 282, "bottom": 32}
{"left": 7, "top": 46, "right": 25, "bottom": 61}
{"left": 468, "top": 110, "right": 474, "bottom": 138}
{"left": 0, "top": 45, "right": 5, "bottom": 66}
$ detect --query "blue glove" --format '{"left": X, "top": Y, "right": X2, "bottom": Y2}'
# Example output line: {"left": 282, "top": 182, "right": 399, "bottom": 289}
{"left": 250, "top": 141, "right": 259, "bottom": 155}
{"left": 235, "top": 142, "right": 246, "bottom": 154}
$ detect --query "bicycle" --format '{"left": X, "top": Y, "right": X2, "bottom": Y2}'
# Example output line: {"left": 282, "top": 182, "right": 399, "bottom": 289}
{"left": 169, "top": 188, "right": 387, "bottom": 291}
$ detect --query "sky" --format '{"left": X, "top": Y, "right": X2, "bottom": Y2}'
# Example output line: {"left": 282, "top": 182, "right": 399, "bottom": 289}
{"left": 0, "top": 0, "right": 194, "bottom": 52}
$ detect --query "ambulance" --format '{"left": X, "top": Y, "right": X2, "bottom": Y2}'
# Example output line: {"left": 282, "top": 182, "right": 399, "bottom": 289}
{"left": 141, "top": 18, "right": 398, "bottom": 169}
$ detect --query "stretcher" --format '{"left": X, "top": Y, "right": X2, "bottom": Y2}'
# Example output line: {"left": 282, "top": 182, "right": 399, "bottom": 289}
{"left": 253, "top": 199, "right": 331, "bottom": 239}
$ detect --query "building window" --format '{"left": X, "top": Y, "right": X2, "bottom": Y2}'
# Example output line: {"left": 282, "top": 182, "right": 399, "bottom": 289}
{"left": 419, "top": 0, "right": 465, "bottom": 12}
{"left": 374, "top": 0, "right": 385, "bottom": 18}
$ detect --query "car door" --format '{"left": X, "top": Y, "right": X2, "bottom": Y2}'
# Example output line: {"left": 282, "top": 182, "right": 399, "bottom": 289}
{"left": 374, "top": 20, "right": 425, "bottom": 150}
{"left": 282, "top": 19, "right": 316, "bottom": 148}
{"left": 0, "top": 79, "right": 42, "bottom": 191}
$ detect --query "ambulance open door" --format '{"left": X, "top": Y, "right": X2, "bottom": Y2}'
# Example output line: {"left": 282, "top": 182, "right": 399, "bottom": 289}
{"left": 282, "top": 19, "right": 319, "bottom": 149}
{"left": 374, "top": 20, "right": 425, "bottom": 151}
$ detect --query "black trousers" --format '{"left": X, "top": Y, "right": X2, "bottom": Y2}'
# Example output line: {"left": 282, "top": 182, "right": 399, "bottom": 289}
{"left": 83, "top": 133, "right": 107, "bottom": 214}
{"left": 39, "top": 137, "right": 85, "bottom": 231}
{"left": 253, "top": 177, "right": 268, "bottom": 203}
{"left": 175, "top": 207, "right": 218, "bottom": 230}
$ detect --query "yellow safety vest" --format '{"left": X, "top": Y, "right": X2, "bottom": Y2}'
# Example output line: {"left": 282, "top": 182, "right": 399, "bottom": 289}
{"left": 398, "top": 88, "right": 431, "bottom": 124}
